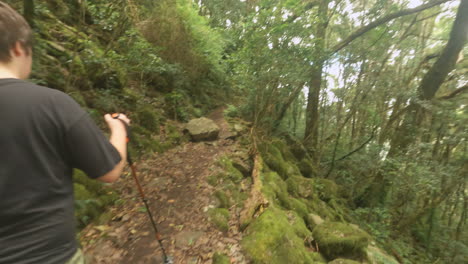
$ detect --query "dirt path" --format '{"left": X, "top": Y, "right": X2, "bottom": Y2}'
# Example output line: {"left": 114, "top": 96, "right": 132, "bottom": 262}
{"left": 82, "top": 108, "right": 247, "bottom": 264}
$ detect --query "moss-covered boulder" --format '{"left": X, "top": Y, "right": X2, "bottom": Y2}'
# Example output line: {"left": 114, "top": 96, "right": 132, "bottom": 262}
{"left": 306, "top": 213, "right": 325, "bottom": 230}
{"left": 279, "top": 196, "right": 311, "bottom": 219}
{"left": 208, "top": 208, "right": 230, "bottom": 232}
{"left": 286, "top": 176, "right": 315, "bottom": 198}
{"left": 262, "top": 144, "right": 302, "bottom": 180}
{"left": 217, "top": 156, "right": 245, "bottom": 183}
{"left": 242, "top": 207, "right": 315, "bottom": 264}
{"left": 366, "top": 246, "right": 399, "bottom": 264}
{"left": 299, "top": 158, "right": 317, "bottom": 178}
{"left": 73, "top": 170, "right": 118, "bottom": 229}
{"left": 314, "top": 178, "right": 339, "bottom": 202}
{"left": 328, "top": 259, "right": 361, "bottom": 264}
{"left": 313, "top": 222, "right": 370, "bottom": 260}
{"left": 261, "top": 172, "right": 288, "bottom": 202}
{"left": 272, "top": 140, "right": 297, "bottom": 163}
{"left": 185, "top": 117, "right": 220, "bottom": 141}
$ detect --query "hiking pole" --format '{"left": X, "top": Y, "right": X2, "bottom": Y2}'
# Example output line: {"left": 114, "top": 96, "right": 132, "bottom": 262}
{"left": 112, "top": 114, "right": 173, "bottom": 264}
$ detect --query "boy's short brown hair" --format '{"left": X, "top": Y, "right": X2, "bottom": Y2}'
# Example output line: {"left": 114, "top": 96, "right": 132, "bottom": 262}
{"left": 0, "top": 1, "right": 33, "bottom": 63}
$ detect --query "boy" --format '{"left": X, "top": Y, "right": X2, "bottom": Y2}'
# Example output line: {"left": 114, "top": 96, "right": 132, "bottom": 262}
{"left": 0, "top": 2, "right": 129, "bottom": 263}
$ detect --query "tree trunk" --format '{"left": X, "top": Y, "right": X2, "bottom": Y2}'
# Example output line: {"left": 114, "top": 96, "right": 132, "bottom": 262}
{"left": 23, "top": 0, "right": 34, "bottom": 28}
{"left": 304, "top": 0, "right": 328, "bottom": 161}
{"left": 389, "top": 0, "right": 468, "bottom": 156}
{"left": 419, "top": 0, "right": 468, "bottom": 100}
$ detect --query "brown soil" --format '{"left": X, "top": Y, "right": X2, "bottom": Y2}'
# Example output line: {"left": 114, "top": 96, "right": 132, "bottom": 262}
{"left": 81, "top": 108, "right": 247, "bottom": 264}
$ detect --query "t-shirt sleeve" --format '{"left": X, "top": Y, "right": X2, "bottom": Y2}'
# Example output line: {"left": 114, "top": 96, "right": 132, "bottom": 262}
{"left": 65, "top": 114, "right": 122, "bottom": 179}
{"left": 52, "top": 92, "right": 121, "bottom": 179}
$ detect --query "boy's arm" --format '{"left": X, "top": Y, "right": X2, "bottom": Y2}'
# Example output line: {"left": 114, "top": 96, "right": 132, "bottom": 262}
{"left": 97, "top": 114, "right": 130, "bottom": 183}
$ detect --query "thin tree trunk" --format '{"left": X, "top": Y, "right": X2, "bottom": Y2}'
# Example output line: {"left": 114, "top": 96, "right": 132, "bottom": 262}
{"left": 304, "top": 0, "right": 328, "bottom": 162}
{"left": 23, "top": 0, "right": 34, "bottom": 28}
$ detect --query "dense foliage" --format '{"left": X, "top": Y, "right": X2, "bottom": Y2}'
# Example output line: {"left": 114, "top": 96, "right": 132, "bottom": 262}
{"left": 200, "top": 0, "right": 467, "bottom": 262}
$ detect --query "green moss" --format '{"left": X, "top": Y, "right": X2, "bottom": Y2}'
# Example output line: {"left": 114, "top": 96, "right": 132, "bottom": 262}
{"left": 122, "top": 88, "right": 140, "bottom": 109}
{"left": 312, "top": 222, "right": 370, "bottom": 260}
{"left": 261, "top": 142, "right": 302, "bottom": 180}
{"left": 286, "top": 176, "right": 315, "bottom": 199}
{"left": 166, "top": 123, "right": 187, "bottom": 145}
{"left": 217, "top": 157, "right": 244, "bottom": 183}
{"left": 278, "top": 196, "right": 310, "bottom": 219}
{"left": 366, "top": 246, "right": 400, "bottom": 264}
{"left": 68, "top": 91, "right": 87, "bottom": 107}
{"left": 73, "top": 170, "right": 104, "bottom": 195}
{"left": 308, "top": 199, "right": 337, "bottom": 221}
{"left": 314, "top": 178, "right": 339, "bottom": 202}
{"left": 263, "top": 153, "right": 301, "bottom": 180}
{"left": 207, "top": 174, "right": 219, "bottom": 186}
{"left": 261, "top": 172, "right": 288, "bottom": 202}
{"left": 328, "top": 259, "right": 361, "bottom": 264}
{"left": 73, "top": 170, "right": 118, "bottom": 229}
{"left": 242, "top": 207, "right": 314, "bottom": 264}
{"left": 215, "top": 190, "right": 231, "bottom": 208}
{"left": 208, "top": 208, "right": 230, "bottom": 232}
{"left": 131, "top": 126, "right": 168, "bottom": 153}
{"left": 298, "top": 158, "right": 316, "bottom": 178}
{"left": 96, "top": 211, "right": 114, "bottom": 225}
{"left": 74, "top": 183, "right": 93, "bottom": 200}
{"left": 137, "top": 106, "right": 160, "bottom": 132}
{"left": 230, "top": 189, "right": 249, "bottom": 208}
{"left": 310, "top": 252, "right": 327, "bottom": 263}
{"left": 272, "top": 140, "right": 297, "bottom": 163}
{"left": 212, "top": 252, "right": 230, "bottom": 264}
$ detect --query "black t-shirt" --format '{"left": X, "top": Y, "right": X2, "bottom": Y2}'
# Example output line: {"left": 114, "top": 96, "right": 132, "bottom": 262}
{"left": 0, "top": 78, "right": 121, "bottom": 264}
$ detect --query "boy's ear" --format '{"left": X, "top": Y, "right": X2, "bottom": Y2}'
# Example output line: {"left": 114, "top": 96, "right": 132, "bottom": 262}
{"left": 11, "top": 41, "right": 26, "bottom": 57}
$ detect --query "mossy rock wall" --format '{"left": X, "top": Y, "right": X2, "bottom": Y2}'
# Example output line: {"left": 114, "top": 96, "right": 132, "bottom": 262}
{"left": 209, "top": 156, "right": 250, "bottom": 210}
{"left": 73, "top": 170, "right": 118, "bottom": 229}
{"left": 242, "top": 138, "right": 398, "bottom": 263}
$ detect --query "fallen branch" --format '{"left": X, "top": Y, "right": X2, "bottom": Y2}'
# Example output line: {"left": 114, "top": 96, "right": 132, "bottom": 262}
{"left": 239, "top": 154, "right": 269, "bottom": 231}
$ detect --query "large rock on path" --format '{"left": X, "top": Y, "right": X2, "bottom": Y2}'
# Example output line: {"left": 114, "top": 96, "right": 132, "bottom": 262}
{"left": 185, "top": 117, "right": 220, "bottom": 141}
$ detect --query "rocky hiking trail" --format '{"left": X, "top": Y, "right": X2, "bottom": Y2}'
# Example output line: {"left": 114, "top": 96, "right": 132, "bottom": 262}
{"left": 82, "top": 108, "right": 249, "bottom": 264}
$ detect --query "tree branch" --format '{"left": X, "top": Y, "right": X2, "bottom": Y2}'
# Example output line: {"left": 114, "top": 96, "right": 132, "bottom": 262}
{"left": 336, "top": 125, "right": 378, "bottom": 162}
{"left": 437, "top": 85, "right": 468, "bottom": 100}
{"left": 331, "top": 0, "right": 452, "bottom": 54}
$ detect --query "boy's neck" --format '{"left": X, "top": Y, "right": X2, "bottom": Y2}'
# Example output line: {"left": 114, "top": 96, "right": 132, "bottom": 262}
{"left": 0, "top": 65, "right": 20, "bottom": 79}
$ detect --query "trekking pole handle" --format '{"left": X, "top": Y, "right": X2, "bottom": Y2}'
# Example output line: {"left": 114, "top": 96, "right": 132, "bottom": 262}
{"left": 111, "top": 113, "right": 131, "bottom": 141}
{"left": 111, "top": 113, "right": 133, "bottom": 165}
